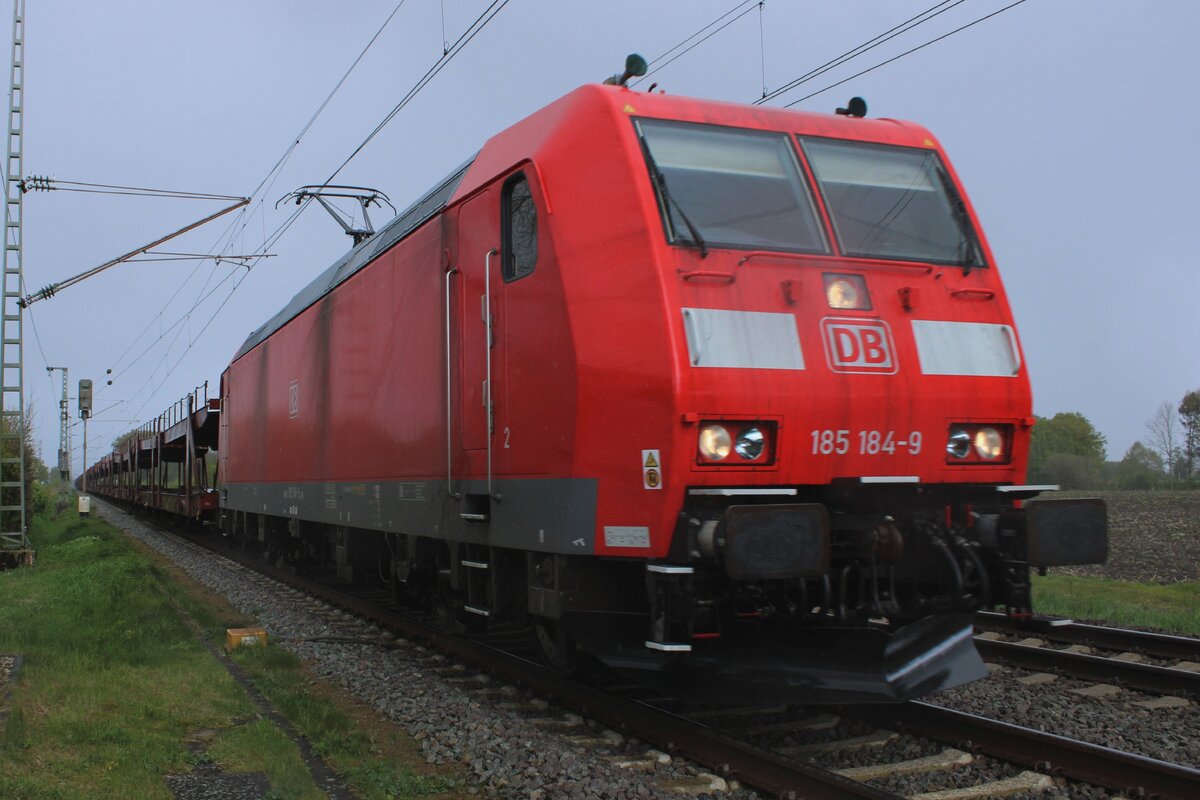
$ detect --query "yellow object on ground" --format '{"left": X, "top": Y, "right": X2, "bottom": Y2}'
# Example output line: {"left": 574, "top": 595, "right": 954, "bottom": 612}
{"left": 226, "top": 627, "right": 268, "bottom": 651}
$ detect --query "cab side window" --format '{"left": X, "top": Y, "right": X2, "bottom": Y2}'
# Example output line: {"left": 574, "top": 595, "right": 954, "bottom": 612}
{"left": 502, "top": 172, "right": 537, "bottom": 281}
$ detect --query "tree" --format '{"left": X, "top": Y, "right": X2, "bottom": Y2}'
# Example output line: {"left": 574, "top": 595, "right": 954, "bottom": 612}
{"left": 0, "top": 409, "right": 48, "bottom": 534}
{"left": 1117, "top": 441, "right": 1164, "bottom": 489}
{"left": 1029, "top": 411, "right": 1107, "bottom": 477}
{"left": 1179, "top": 390, "right": 1200, "bottom": 479}
{"left": 1145, "top": 401, "right": 1179, "bottom": 481}
{"left": 112, "top": 428, "right": 139, "bottom": 451}
{"left": 1038, "top": 453, "right": 1103, "bottom": 489}
{"left": 1028, "top": 412, "right": 1107, "bottom": 487}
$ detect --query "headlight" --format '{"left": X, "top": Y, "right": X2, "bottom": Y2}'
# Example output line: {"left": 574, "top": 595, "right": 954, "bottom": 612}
{"left": 944, "top": 423, "right": 1013, "bottom": 464}
{"left": 735, "top": 427, "right": 765, "bottom": 460}
{"left": 946, "top": 427, "right": 971, "bottom": 459}
{"left": 973, "top": 427, "right": 1003, "bottom": 460}
{"left": 696, "top": 420, "right": 776, "bottom": 465}
{"left": 698, "top": 424, "right": 732, "bottom": 461}
{"left": 823, "top": 273, "right": 871, "bottom": 310}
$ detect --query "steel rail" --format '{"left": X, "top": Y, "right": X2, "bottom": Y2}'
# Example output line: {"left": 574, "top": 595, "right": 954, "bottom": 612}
{"left": 169, "top": 526, "right": 898, "bottom": 800}
{"left": 975, "top": 638, "right": 1200, "bottom": 697}
{"left": 976, "top": 611, "right": 1200, "bottom": 662}
{"left": 854, "top": 701, "right": 1200, "bottom": 799}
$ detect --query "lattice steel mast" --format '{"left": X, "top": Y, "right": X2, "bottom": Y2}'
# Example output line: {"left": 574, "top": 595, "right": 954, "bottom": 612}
{"left": 0, "top": 0, "right": 29, "bottom": 555}
{"left": 46, "top": 366, "right": 68, "bottom": 481}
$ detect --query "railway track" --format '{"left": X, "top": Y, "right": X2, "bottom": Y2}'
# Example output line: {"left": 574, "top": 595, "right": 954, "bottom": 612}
{"left": 853, "top": 701, "right": 1200, "bottom": 799}
{"left": 107, "top": 504, "right": 1200, "bottom": 799}
{"left": 974, "top": 636, "right": 1200, "bottom": 697}
{"left": 976, "top": 610, "right": 1200, "bottom": 663}
{"left": 974, "top": 610, "right": 1200, "bottom": 698}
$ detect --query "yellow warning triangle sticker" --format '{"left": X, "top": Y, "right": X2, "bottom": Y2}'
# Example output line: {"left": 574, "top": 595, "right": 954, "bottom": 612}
{"left": 623, "top": 104, "right": 637, "bottom": 114}
{"left": 644, "top": 452, "right": 658, "bottom": 468}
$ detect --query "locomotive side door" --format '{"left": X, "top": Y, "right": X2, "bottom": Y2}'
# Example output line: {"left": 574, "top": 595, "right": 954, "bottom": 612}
{"left": 453, "top": 186, "right": 506, "bottom": 478}
{"left": 451, "top": 169, "right": 546, "bottom": 512}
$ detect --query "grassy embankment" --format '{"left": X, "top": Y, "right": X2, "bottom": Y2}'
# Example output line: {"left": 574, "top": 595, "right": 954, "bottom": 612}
{"left": 0, "top": 505, "right": 460, "bottom": 799}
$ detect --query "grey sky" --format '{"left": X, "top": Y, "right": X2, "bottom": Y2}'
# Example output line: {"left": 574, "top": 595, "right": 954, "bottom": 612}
{"left": 15, "top": 0, "right": 1199, "bottom": 473}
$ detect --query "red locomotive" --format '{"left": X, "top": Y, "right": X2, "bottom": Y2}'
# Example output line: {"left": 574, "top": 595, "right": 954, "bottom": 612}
{"left": 86, "top": 69, "right": 1107, "bottom": 703}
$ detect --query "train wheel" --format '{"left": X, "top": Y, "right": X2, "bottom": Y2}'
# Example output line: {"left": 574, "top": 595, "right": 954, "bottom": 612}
{"left": 534, "top": 620, "right": 579, "bottom": 676}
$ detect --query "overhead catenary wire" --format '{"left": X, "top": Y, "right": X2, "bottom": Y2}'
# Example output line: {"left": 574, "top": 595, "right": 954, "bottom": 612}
{"left": 323, "top": 0, "right": 513, "bottom": 186}
{"left": 18, "top": 276, "right": 50, "bottom": 372}
{"left": 755, "top": 0, "right": 965, "bottom": 105}
{"left": 98, "top": 0, "right": 512, "bottom": 419}
{"left": 109, "top": 208, "right": 300, "bottom": 386}
{"left": 630, "top": 0, "right": 760, "bottom": 87}
{"left": 776, "top": 0, "right": 1031, "bottom": 108}
{"left": 100, "top": 1, "right": 411, "bottom": 388}
{"left": 120, "top": 183, "right": 316, "bottom": 418}
{"left": 238, "top": 0, "right": 411, "bottom": 220}
{"left": 0, "top": 158, "right": 51, "bottom": 375}
{"left": 130, "top": 204, "right": 309, "bottom": 418}
{"left": 22, "top": 178, "right": 244, "bottom": 201}
{"left": 126, "top": 251, "right": 269, "bottom": 263}
{"left": 123, "top": 0, "right": 515, "bottom": 416}
{"left": 18, "top": 197, "right": 250, "bottom": 309}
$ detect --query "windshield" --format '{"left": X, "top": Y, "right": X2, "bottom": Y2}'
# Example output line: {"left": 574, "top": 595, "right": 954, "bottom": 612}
{"left": 800, "top": 138, "right": 983, "bottom": 266}
{"left": 637, "top": 120, "right": 828, "bottom": 253}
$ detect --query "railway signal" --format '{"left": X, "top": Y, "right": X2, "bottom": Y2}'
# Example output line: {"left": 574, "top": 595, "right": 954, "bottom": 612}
{"left": 78, "top": 379, "right": 92, "bottom": 419}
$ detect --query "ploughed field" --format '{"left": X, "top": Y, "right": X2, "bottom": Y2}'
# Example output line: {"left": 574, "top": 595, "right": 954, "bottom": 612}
{"left": 1053, "top": 490, "right": 1200, "bottom": 583}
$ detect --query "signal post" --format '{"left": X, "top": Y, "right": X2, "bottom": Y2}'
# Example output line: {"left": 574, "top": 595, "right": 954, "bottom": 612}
{"left": 78, "top": 379, "right": 91, "bottom": 516}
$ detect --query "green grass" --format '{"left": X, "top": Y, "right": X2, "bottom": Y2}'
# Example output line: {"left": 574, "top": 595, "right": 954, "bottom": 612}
{"left": 233, "top": 645, "right": 452, "bottom": 799}
{"left": 207, "top": 720, "right": 325, "bottom": 800}
{"left": 0, "top": 509, "right": 255, "bottom": 799}
{"left": 1033, "top": 574, "right": 1200, "bottom": 636}
{"left": 0, "top": 504, "right": 463, "bottom": 799}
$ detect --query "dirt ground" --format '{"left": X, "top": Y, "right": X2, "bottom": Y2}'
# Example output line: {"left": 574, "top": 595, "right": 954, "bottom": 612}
{"left": 1050, "top": 490, "right": 1200, "bottom": 583}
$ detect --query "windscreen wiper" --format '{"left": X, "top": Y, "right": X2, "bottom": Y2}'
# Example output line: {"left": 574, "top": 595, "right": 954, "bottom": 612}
{"left": 636, "top": 131, "right": 708, "bottom": 259}
{"left": 935, "top": 168, "right": 984, "bottom": 275}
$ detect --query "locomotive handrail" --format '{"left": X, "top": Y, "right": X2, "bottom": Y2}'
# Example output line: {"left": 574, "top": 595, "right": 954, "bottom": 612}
{"left": 677, "top": 268, "right": 736, "bottom": 283}
{"left": 485, "top": 248, "right": 501, "bottom": 501}
{"left": 736, "top": 250, "right": 811, "bottom": 267}
{"left": 445, "top": 267, "right": 460, "bottom": 499}
{"left": 736, "top": 250, "right": 936, "bottom": 274}
{"left": 950, "top": 288, "right": 995, "bottom": 300}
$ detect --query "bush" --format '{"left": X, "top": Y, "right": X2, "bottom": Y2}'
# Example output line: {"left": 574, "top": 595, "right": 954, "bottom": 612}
{"left": 1034, "top": 452, "right": 1103, "bottom": 489}
{"left": 29, "top": 481, "right": 49, "bottom": 514}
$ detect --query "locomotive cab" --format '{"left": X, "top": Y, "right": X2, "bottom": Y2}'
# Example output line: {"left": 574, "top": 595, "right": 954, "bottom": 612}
{"left": 502, "top": 84, "right": 1109, "bottom": 702}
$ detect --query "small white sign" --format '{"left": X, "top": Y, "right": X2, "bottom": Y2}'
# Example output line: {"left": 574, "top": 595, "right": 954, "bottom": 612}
{"left": 604, "top": 526, "right": 651, "bottom": 548}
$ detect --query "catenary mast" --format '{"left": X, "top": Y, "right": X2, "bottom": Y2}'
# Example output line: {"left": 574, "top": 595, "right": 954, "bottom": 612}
{"left": 0, "top": 0, "right": 30, "bottom": 560}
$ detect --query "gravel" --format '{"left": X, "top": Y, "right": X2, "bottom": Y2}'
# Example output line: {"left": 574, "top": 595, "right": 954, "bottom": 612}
{"left": 96, "top": 502, "right": 754, "bottom": 800}
{"left": 928, "top": 662, "right": 1200, "bottom": 768}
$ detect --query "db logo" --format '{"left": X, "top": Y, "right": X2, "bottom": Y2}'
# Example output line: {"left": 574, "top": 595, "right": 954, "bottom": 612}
{"left": 821, "top": 318, "right": 897, "bottom": 374}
